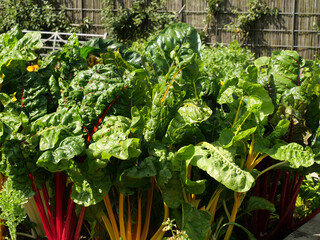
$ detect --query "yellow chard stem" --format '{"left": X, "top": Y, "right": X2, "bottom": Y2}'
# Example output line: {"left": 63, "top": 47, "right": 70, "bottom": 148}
{"left": 136, "top": 195, "right": 142, "bottom": 240}
{"left": 0, "top": 174, "right": 4, "bottom": 240}
{"left": 232, "top": 97, "right": 243, "bottom": 128}
{"left": 249, "top": 154, "right": 268, "bottom": 170}
{"left": 235, "top": 112, "right": 251, "bottom": 136}
{"left": 119, "top": 193, "right": 126, "bottom": 240}
{"left": 246, "top": 135, "right": 255, "bottom": 169}
{"left": 101, "top": 213, "right": 116, "bottom": 240}
{"left": 208, "top": 189, "right": 223, "bottom": 225}
{"left": 126, "top": 196, "right": 132, "bottom": 240}
{"left": 160, "top": 66, "right": 187, "bottom": 104}
{"left": 223, "top": 192, "right": 242, "bottom": 240}
{"left": 104, "top": 194, "right": 120, "bottom": 240}
{"left": 141, "top": 179, "right": 155, "bottom": 240}
{"left": 150, "top": 202, "right": 169, "bottom": 240}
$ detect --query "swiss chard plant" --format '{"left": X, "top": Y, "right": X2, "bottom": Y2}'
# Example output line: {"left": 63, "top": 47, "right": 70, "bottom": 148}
{"left": 0, "top": 23, "right": 320, "bottom": 240}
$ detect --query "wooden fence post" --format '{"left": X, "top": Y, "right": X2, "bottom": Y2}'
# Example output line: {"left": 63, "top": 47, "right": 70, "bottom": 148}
{"left": 291, "top": 0, "right": 297, "bottom": 50}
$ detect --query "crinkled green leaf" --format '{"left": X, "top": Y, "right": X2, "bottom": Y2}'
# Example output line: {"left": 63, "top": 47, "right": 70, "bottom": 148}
{"left": 0, "top": 31, "right": 42, "bottom": 71}
{"left": 219, "top": 127, "right": 257, "bottom": 148}
{"left": 254, "top": 56, "right": 269, "bottom": 70}
{"left": 192, "top": 142, "right": 255, "bottom": 192}
{"left": 81, "top": 38, "right": 142, "bottom": 68}
{"left": 88, "top": 115, "right": 141, "bottom": 161}
{"left": 164, "top": 100, "right": 212, "bottom": 145}
{"left": 144, "top": 83, "right": 186, "bottom": 141}
{"left": 89, "top": 137, "right": 141, "bottom": 161}
{"left": 158, "top": 169, "right": 184, "bottom": 208}
{"left": 266, "top": 119, "right": 290, "bottom": 142}
{"left": 270, "top": 50, "right": 303, "bottom": 94}
{"left": 217, "top": 77, "right": 240, "bottom": 105}
{"left": 120, "top": 157, "right": 157, "bottom": 189}
{"left": 37, "top": 136, "right": 85, "bottom": 172}
{"left": 145, "top": 22, "right": 201, "bottom": 76}
{"left": 92, "top": 115, "right": 131, "bottom": 141}
{"left": 182, "top": 202, "right": 212, "bottom": 240}
{"left": 1, "top": 67, "right": 50, "bottom": 121}
{"left": 68, "top": 161, "right": 112, "bottom": 207}
{"left": 245, "top": 196, "right": 275, "bottom": 213}
{"left": 1, "top": 140, "right": 34, "bottom": 198}
{"left": 68, "top": 64, "right": 130, "bottom": 129}
{"left": 172, "top": 145, "right": 206, "bottom": 195}
{"left": 31, "top": 109, "right": 83, "bottom": 151}
{"left": 238, "top": 79, "right": 274, "bottom": 122}
{"left": 266, "top": 143, "right": 314, "bottom": 168}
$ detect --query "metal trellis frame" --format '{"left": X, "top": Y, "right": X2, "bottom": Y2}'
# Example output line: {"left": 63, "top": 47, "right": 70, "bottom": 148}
{"left": 22, "top": 30, "right": 108, "bottom": 51}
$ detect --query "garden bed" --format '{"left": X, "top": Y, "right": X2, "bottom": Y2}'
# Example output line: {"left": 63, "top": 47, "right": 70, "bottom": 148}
{"left": 0, "top": 23, "right": 320, "bottom": 240}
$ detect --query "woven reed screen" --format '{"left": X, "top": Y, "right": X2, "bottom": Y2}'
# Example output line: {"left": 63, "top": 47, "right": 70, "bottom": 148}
{"left": 56, "top": 0, "right": 320, "bottom": 59}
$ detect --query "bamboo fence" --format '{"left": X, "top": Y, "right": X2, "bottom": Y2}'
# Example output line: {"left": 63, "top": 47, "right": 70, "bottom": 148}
{"left": 48, "top": 0, "right": 320, "bottom": 58}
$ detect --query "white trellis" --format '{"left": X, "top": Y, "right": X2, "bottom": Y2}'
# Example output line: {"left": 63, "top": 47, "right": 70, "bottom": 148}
{"left": 22, "top": 30, "right": 108, "bottom": 51}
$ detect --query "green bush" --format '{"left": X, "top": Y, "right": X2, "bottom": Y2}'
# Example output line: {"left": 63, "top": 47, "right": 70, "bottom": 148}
{"left": 102, "top": 0, "right": 176, "bottom": 43}
{"left": 0, "top": 0, "right": 71, "bottom": 33}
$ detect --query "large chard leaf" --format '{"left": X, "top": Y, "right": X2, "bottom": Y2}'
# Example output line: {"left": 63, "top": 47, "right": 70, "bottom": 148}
{"left": 191, "top": 142, "right": 255, "bottom": 192}
{"left": 164, "top": 100, "right": 212, "bottom": 145}
{"left": 119, "top": 157, "right": 157, "bottom": 192}
{"left": 238, "top": 79, "right": 274, "bottom": 122}
{"left": 87, "top": 115, "right": 141, "bottom": 161}
{"left": 269, "top": 50, "right": 304, "bottom": 94}
{"left": 30, "top": 109, "right": 83, "bottom": 151}
{"left": 1, "top": 139, "right": 36, "bottom": 198}
{"left": 0, "top": 28, "right": 42, "bottom": 72}
{"left": 145, "top": 22, "right": 201, "bottom": 76}
{"left": 37, "top": 136, "right": 85, "bottom": 172}
{"left": 67, "top": 56, "right": 141, "bottom": 130}
{"left": 245, "top": 196, "right": 275, "bottom": 213}
{"left": 219, "top": 126, "right": 257, "bottom": 148}
{"left": 144, "top": 82, "right": 186, "bottom": 141}
{"left": 68, "top": 160, "right": 112, "bottom": 207}
{"left": 158, "top": 167, "right": 184, "bottom": 208}
{"left": 0, "top": 110, "right": 28, "bottom": 142}
{"left": 265, "top": 142, "right": 314, "bottom": 168}
{"left": 143, "top": 23, "right": 203, "bottom": 142}
{"left": 172, "top": 145, "right": 206, "bottom": 195}
{"left": 81, "top": 38, "right": 142, "bottom": 68}
{"left": 1, "top": 66, "right": 51, "bottom": 121}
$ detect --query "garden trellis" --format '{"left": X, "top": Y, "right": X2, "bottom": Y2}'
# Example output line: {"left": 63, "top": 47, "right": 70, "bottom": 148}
{"left": 55, "top": 0, "right": 320, "bottom": 59}
{"left": 22, "top": 30, "right": 108, "bottom": 52}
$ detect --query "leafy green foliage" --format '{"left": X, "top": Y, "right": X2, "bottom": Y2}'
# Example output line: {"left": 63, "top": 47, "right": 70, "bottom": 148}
{"left": 201, "top": 41, "right": 254, "bottom": 84}
{"left": 192, "top": 142, "right": 255, "bottom": 192}
{"left": 1, "top": 23, "right": 320, "bottom": 240}
{"left": 0, "top": 0, "right": 71, "bottom": 33}
{"left": 0, "top": 180, "right": 27, "bottom": 240}
{"left": 102, "top": 0, "right": 176, "bottom": 43}
{"left": 295, "top": 173, "right": 320, "bottom": 218}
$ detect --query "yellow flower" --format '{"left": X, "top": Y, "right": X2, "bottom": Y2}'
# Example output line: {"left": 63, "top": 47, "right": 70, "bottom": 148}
{"left": 12, "top": 92, "right": 17, "bottom": 102}
{"left": 220, "top": 80, "right": 225, "bottom": 86}
{"left": 26, "top": 65, "right": 39, "bottom": 72}
{"left": 33, "top": 65, "right": 39, "bottom": 71}
{"left": 1, "top": 74, "right": 4, "bottom": 79}
{"left": 27, "top": 66, "right": 34, "bottom": 72}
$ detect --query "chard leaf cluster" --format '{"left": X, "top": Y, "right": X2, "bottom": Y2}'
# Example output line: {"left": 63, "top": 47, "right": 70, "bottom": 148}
{"left": 0, "top": 22, "right": 320, "bottom": 240}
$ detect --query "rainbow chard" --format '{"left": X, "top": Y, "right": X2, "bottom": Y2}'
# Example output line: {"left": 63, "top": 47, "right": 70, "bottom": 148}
{"left": 243, "top": 50, "right": 320, "bottom": 239}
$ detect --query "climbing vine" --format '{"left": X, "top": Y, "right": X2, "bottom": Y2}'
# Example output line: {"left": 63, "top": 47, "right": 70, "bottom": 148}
{"left": 202, "top": 0, "right": 225, "bottom": 36}
{"left": 226, "top": 0, "right": 278, "bottom": 42}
